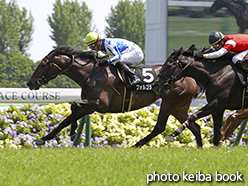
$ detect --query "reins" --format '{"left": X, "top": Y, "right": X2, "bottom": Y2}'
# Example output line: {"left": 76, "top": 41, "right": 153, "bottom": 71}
{"left": 94, "top": 55, "right": 120, "bottom": 96}
{"left": 78, "top": 54, "right": 120, "bottom": 96}
{"left": 163, "top": 57, "right": 194, "bottom": 88}
{"left": 36, "top": 55, "right": 75, "bottom": 85}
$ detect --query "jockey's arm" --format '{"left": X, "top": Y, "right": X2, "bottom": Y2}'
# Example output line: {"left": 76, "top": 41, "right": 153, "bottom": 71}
{"left": 203, "top": 40, "right": 235, "bottom": 59}
{"left": 105, "top": 43, "right": 121, "bottom": 64}
{"left": 203, "top": 48, "right": 228, "bottom": 59}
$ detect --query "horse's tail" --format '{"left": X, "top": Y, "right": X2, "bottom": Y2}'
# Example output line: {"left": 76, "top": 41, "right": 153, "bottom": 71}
{"left": 193, "top": 82, "right": 205, "bottom": 99}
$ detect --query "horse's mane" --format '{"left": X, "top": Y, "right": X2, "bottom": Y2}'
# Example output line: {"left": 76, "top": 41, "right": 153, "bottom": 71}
{"left": 49, "top": 46, "right": 96, "bottom": 59}
{"left": 169, "top": 44, "right": 235, "bottom": 75}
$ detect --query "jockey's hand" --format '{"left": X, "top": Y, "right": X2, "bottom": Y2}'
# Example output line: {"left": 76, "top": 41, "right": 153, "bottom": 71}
{"left": 98, "top": 59, "right": 109, "bottom": 67}
{"left": 195, "top": 51, "right": 203, "bottom": 59}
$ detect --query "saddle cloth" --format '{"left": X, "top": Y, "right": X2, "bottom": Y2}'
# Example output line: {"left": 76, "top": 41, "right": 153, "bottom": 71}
{"left": 116, "top": 65, "right": 157, "bottom": 112}
{"left": 117, "top": 65, "right": 157, "bottom": 91}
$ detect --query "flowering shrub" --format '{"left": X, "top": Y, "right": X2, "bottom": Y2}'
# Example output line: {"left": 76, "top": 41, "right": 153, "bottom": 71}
{"left": 0, "top": 103, "right": 247, "bottom": 149}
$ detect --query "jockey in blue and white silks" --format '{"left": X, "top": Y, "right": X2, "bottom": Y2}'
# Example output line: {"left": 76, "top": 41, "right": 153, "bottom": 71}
{"left": 101, "top": 38, "right": 144, "bottom": 65}
{"left": 85, "top": 32, "right": 143, "bottom": 87}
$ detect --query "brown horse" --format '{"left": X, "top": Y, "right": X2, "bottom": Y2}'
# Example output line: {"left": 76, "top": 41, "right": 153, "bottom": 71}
{"left": 156, "top": 44, "right": 247, "bottom": 146}
{"left": 26, "top": 46, "right": 203, "bottom": 147}
{"left": 220, "top": 110, "right": 248, "bottom": 142}
{"left": 210, "top": 0, "right": 248, "bottom": 33}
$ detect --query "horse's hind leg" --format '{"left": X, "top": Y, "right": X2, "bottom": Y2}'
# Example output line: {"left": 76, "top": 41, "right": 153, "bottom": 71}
{"left": 223, "top": 119, "right": 243, "bottom": 141}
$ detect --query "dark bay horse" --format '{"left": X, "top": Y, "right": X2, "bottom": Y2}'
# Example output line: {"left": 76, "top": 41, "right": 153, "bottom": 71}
{"left": 156, "top": 44, "right": 246, "bottom": 146}
{"left": 210, "top": 0, "right": 248, "bottom": 33}
{"left": 27, "top": 46, "right": 203, "bottom": 147}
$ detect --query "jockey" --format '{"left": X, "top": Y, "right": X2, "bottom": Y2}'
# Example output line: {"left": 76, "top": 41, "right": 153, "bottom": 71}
{"left": 85, "top": 32, "right": 143, "bottom": 87}
{"left": 201, "top": 31, "right": 248, "bottom": 73}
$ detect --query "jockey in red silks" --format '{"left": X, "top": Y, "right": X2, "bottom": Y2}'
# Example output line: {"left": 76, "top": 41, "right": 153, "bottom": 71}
{"left": 201, "top": 31, "right": 248, "bottom": 74}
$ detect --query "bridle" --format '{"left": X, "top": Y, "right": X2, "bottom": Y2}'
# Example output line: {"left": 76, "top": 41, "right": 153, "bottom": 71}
{"left": 159, "top": 57, "right": 194, "bottom": 88}
{"left": 35, "top": 54, "right": 75, "bottom": 86}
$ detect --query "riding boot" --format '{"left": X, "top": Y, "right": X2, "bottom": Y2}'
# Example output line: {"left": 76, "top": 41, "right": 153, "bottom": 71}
{"left": 236, "top": 60, "right": 248, "bottom": 86}
{"left": 117, "top": 61, "right": 141, "bottom": 87}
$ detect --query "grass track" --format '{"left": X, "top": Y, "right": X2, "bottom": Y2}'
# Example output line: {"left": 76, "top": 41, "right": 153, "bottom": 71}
{"left": 168, "top": 16, "right": 248, "bottom": 54}
{"left": 0, "top": 147, "right": 247, "bottom": 186}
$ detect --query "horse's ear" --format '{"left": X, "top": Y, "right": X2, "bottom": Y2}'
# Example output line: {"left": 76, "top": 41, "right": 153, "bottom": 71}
{"left": 188, "top": 44, "right": 196, "bottom": 52}
{"left": 173, "top": 47, "right": 183, "bottom": 60}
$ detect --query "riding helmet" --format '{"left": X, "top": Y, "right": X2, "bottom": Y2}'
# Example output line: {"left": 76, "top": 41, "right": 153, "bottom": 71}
{"left": 85, "top": 32, "right": 101, "bottom": 46}
{"left": 208, "top": 31, "right": 225, "bottom": 46}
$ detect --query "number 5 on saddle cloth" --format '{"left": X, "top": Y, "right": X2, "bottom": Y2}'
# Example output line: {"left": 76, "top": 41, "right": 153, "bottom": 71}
{"left": 116, "top": 65, "right": 157, "bottom": 112}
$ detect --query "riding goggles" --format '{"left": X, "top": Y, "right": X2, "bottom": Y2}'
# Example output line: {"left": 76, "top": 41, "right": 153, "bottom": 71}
{"left": 211, "top": 37, "right": 224, "bottom": 48}
{"left": 212, "top": 43, "right": 221, "bottom": 49}
{"left": 88, "top": 42, "right": 97, "bottom": 49}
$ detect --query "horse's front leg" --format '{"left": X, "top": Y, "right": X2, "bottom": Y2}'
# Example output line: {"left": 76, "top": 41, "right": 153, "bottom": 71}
{"left": 36, "top": 114, "right": 75, "bottom": 145}
{"left": 134, "top": 103, "right": 170, "bottom": 147}
{"left": 36, "top": 100, "right": 98, "bottom": 145}
{"left": 69, "top": 100, "right": 100, "bottom": 141}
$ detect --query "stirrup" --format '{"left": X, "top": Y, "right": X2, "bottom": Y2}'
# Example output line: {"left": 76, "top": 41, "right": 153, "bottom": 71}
{"left": 130, "top": 78, "right": 141, "bottom": 85}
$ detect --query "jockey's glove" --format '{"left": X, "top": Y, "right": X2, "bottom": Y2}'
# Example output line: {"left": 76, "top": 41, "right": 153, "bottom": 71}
{"left": 98, "top": 59, "right": 109, "bottom": 67}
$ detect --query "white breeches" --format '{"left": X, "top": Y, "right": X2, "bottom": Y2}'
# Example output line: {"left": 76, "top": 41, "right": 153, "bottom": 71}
{"left": 119, "top": 44, "right": 144, "bottom": 64}
{"left": 232, "top": 50, "right": 248, "bottom": 63}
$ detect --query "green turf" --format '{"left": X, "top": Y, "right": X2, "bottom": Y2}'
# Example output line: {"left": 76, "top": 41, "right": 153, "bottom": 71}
{"left": 0, "top": 147, "right": 247, "bottom": 186}
{"left": 168, "top": 16, "right": 248, "bottom": 55}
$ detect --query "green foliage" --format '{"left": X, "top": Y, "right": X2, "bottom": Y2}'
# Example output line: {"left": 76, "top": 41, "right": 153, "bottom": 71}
{"left": 0, "top": 0, "right": 33, "bottom": 55}
{"left": 47, "top": 0, "right": 94, "bottom": 49}
{"left": 0, "top": 51, "right": 36, "bottom": 87}
{"left": 104, "top": 0, "right": 145, "bottom": 54}
{"left": 90, "top": 105, "right": 214, "bottom": 148}
{"left": 0, "top": 103, "right": 243, "bottom": 149}
{"left": 18, "top": 8, "right": 34, "bottom": 56}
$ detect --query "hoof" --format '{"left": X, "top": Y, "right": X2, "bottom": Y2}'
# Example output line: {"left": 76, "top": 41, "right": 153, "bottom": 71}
{"left": 35, "top": 139, "right": 45, "bottom": 145}
{"left": 70, "top": 133, "right": 77, "bottom": 141}
{"left": 133, "top": 143, "right": 143, "bottom": 148}
{"left": 166, "top": 136, "right": 175, "bottom": 142}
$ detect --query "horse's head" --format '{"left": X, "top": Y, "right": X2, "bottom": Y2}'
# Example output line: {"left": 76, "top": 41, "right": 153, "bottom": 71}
{"left": 27, "top": 47, "right": 74, "bottom": 90}
{"left": 210, "top": 0, "right": 225, "bottom": 13}
{"left": 155, "top": 48, "right": 184, "bottom": 90}
{"left": 155, "top": 45, "right": 197, "bottom": 91}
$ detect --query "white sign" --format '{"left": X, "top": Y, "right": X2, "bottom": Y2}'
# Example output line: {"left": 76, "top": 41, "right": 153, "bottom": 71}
{"left": 0, "top": 88, "right": 81, "bottom": 103}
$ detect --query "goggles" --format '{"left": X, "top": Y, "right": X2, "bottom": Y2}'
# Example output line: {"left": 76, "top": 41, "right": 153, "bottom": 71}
{"left": 210, "top": 37, "right": 224, "bottom": 48}
{"left": 88, "top": 42, "right": 97, "bottom": 49}
{"left": 212, "top": 43, "right": 221, "bottom": 49}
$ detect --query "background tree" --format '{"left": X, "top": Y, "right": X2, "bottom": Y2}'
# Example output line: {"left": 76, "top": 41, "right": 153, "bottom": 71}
{"left": 0, "top": 0, "right": 33, "bottom": 55}
{"left": 18, "top": 8, "right": 34, "bottom": 57}
{"left": 47, "top": 0, "right": 94, "bottom": 50}
{"left": 44, "top": 0, "right": 95, "bottom": 88}
{"left": 0, "top": 51, "right": 36, "bottom": 87}
{"left": 104, "top": 0, "right": 145, "bottom": 54}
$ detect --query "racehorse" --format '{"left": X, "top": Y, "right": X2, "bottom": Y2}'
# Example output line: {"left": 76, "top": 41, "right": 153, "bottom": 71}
{"left": 220, "top": 110, "right": 248, "bottom": 142}
{"left": 210, "top": 0, "right": 248, "bottom": 33}
{"left": 156, "top": 44, "right": 247, "bottom": 146}
{"left": 26, "top": 46, "right": 203, "bottom": 147}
